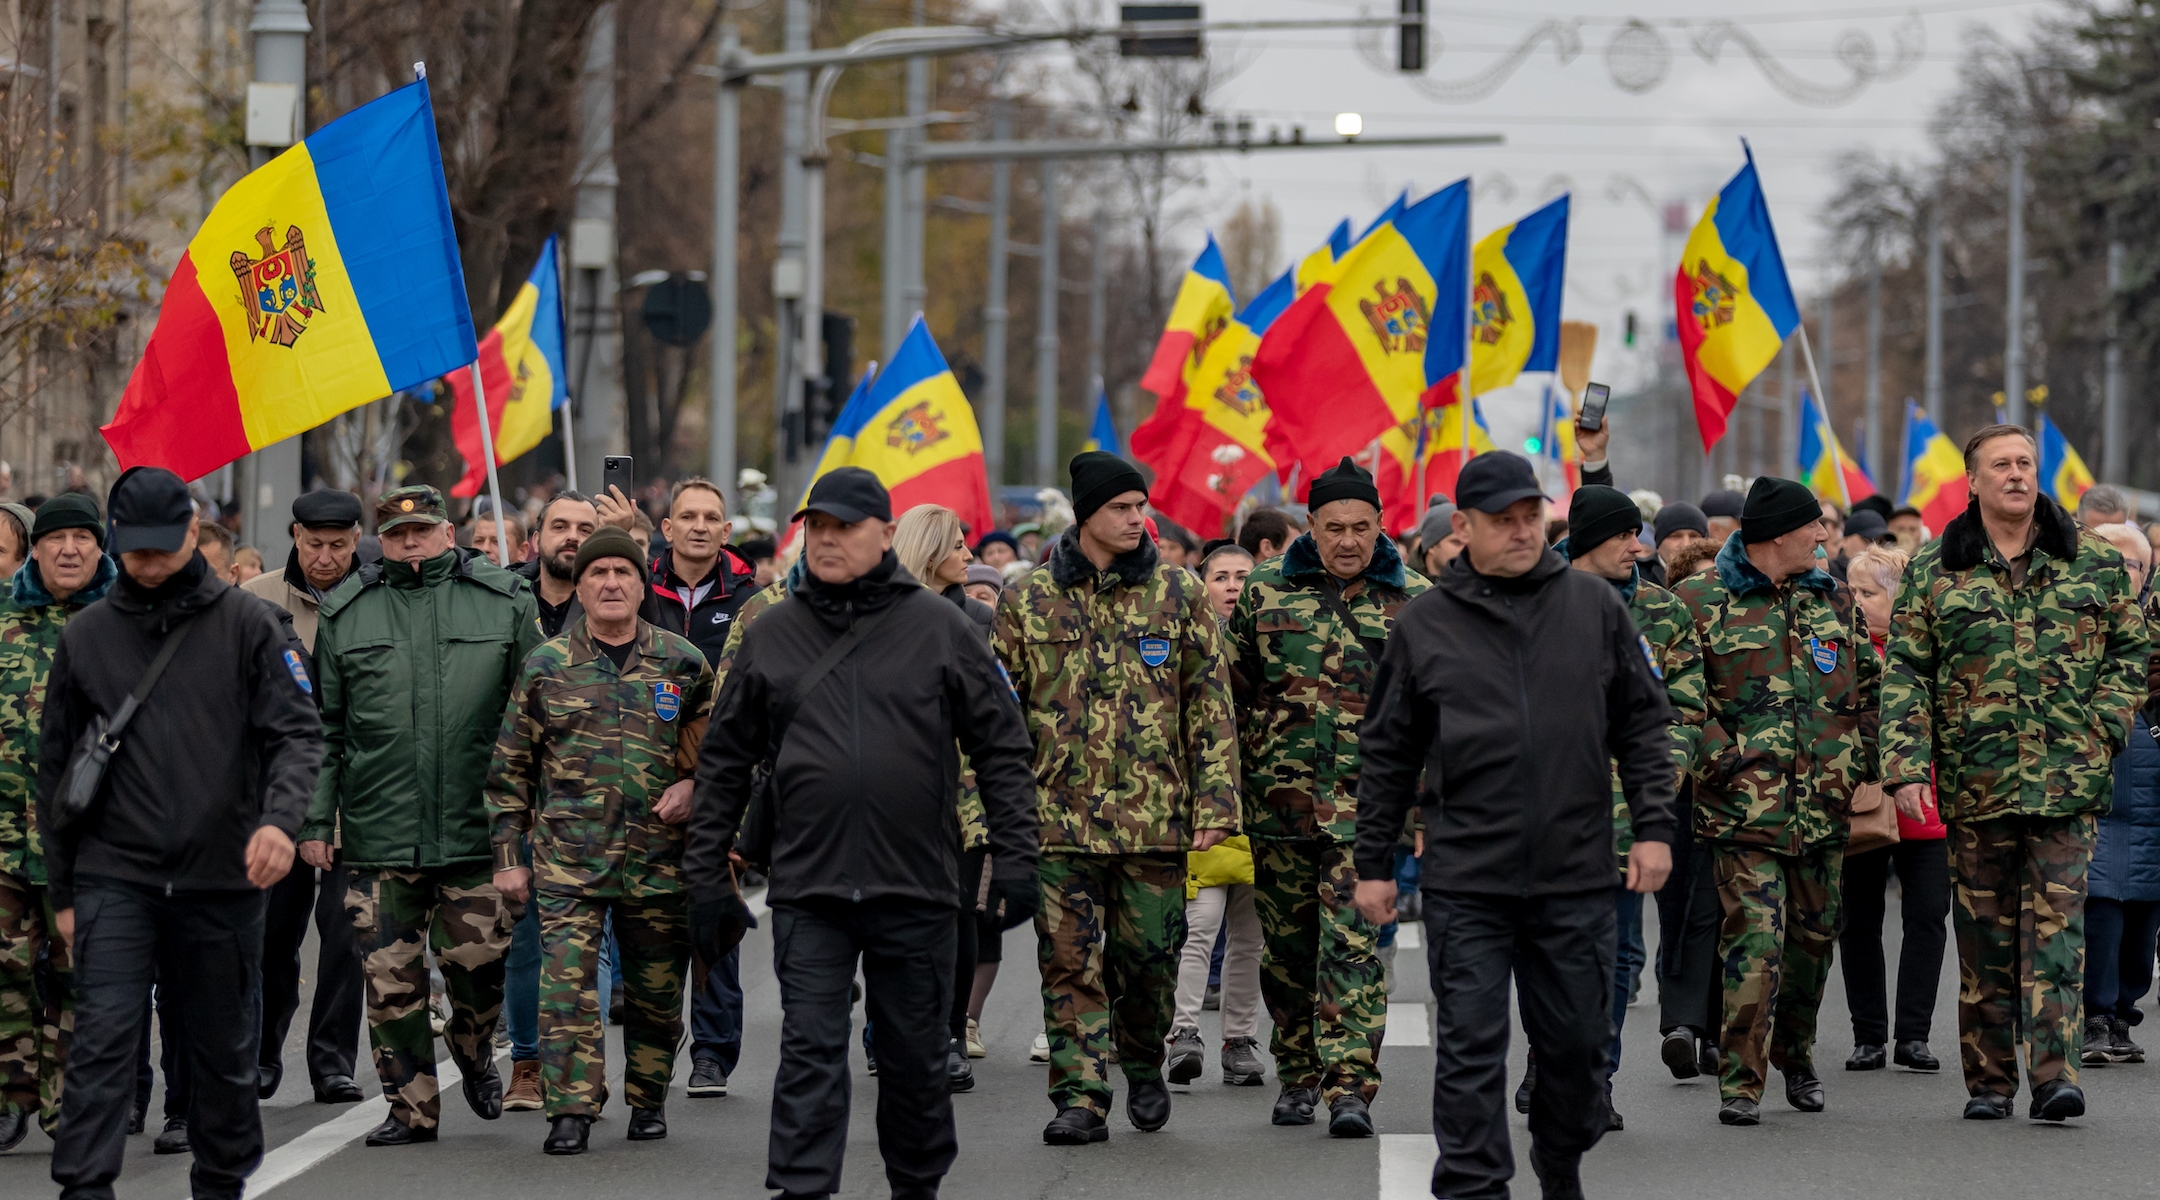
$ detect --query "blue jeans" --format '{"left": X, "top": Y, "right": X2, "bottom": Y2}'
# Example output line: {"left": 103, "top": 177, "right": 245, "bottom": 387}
{"left": 691, "top": 948, "right": 745, "bottom": 1071}
{"left": 505, "top": 901, "right": 541, "bottom": 1062}
{"left": 1609, "top": 887, "right": 1645, "bottom": 1077}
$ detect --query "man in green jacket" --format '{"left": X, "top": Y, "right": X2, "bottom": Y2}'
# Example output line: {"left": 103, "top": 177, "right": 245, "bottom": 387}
{"left": 1881, "top": 425, "right": 2146, "bottom": 1123}
{"left": 1225, "top": 457, "right": 1425, "bottom": 1137}
{"left": 1672, "top": 477, "right": 1878, "bottom": 1127}
{"left": 298, "top": 485, "right": 543, "bottom": 1146}
{"left": 0, "top": 495, "right": 113, "bottom": 1147}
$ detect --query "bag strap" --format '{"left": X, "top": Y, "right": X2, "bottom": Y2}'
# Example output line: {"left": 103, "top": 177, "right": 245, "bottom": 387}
{"left": 103, "top": 611, "right": 204, "bottom": 742}
{"left": 1314, "top": 578, "right": 1388, "bottom": 665}
{"left": 769, "top": 599, "right": 903, "bottom": 750}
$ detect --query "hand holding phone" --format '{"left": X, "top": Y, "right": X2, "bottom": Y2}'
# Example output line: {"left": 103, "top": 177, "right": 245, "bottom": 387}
{"left": 1577, "top": 382, "right": 1611, "bottom": 433}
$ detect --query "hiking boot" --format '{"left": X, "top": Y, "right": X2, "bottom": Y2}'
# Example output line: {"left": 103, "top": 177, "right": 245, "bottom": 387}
{"left": 503, "top": 1060, "right": 543, "bottom": 1111}
{"left": 2030, "top": 1079, "right": 2085, "bottom": 1122}
{"left": 1271, "top": 1085, "right": 1319, "bottom": 1126}
{"left": 1327, "top": 1093, "right": 1373, "bottom": 1138}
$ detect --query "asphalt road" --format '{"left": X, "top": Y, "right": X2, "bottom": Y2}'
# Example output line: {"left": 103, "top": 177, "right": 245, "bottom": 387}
{"left": 9, "top": 884, "right": 2160, "bottom": 1199}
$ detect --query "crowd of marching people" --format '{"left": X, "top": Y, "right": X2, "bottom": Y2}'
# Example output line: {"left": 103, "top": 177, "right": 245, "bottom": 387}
{"left": 0, "top": 409, "right": 2156, "bottom": 1200}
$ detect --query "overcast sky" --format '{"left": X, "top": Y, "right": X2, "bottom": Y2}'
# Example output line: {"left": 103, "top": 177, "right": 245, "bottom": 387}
{"left": 1118, "top": 0, "right": 2055, "bottom": 417}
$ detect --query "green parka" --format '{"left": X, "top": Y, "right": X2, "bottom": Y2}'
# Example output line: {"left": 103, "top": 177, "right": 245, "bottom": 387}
{"left": 302, "top": 547, "right": 542, "bottom": 868}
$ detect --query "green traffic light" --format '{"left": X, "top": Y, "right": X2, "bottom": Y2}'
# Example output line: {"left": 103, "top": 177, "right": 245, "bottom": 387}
{"left": 1524, "top": 436, "right": 1543, "bottom": 454}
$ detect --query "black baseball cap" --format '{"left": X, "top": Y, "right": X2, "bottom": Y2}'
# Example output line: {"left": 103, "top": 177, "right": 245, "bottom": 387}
{"left": 106, "top": 466, "right": 195, "bottom": 554}
{"left": 1454, "top": 452, "right": 1548, "bottom": 514}
{"left": 791, "top": 467, "right": 892, "bottom": 525}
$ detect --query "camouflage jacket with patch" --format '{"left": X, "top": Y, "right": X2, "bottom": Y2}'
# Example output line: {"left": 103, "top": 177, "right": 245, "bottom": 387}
{"left": 1881, "top": 496, "right": 2146, "bottom": 824}
{"left": 1672, "top": 534, "right": 1879, "bottom": 852}
{"left": 0, "top": 556, "right": 116, "bottom": 883}
{"left": 1228, "top": 532, "right": 1427, "bottom": 843}
{"left": 993, "top": 528, "right": 1240, "bottom": 855}
{"left": 486, "top": 618, "right": 715, "bottom": 898}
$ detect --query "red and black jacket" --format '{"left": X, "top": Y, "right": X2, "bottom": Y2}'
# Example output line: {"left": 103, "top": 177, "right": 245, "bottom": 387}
{"left": 640, "top": 546, "right": 759, "bottom": 667}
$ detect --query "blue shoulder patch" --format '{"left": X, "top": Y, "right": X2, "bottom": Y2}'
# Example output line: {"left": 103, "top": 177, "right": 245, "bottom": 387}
{"left": 283, "top": 648, "right": 313, "bottom": 695}
{"left": 654, "top": 680, "right": 683, "bottom": 722}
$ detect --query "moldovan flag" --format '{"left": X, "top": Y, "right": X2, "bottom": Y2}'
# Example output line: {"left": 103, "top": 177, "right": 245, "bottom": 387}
{"left": 1083, "top": 385, "right": 1120, "bottom": 455}
{"left": 1798, "top": 388, "right": 1875, "bottom": 506}
{"left": 1252, "top": 180, "right": 1471, "bottom": 476}
{"left": 1294, "top": 218, "right": 1353, "bottom": 292}
{"left": 1900, "top": 399, "right": 1968, "bottom": 533}
{"left": 103, "top": 79, "right": 477, "bottom": 478}
{"left": 1674, "top": 148, "right": 1800, "bottom": 452}
{"left": 447, "top": 235, "right": 567, "bottom": 497}
{"left": 1469, "top": 195, "right": 1569, "bottom": 396}
{"left": 1140, "top": 267, "right": 1299, "bottom": 536}
{"left": 794, "top": 317, "right": 992, "bottom": 538}
{"left": 2037, "top": 412, "right": 2095, "bottom": 510}
{"left": 1136, "top": 236, "right": 1237, "bottom": 415}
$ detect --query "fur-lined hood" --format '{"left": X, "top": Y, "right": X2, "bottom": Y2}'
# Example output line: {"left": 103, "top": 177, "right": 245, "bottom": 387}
{"left": 1939, "top": 493, "right": 2080, "bottom": 572}
{"left": 1713, "top": 532, "right": 1838, "bottom": 598}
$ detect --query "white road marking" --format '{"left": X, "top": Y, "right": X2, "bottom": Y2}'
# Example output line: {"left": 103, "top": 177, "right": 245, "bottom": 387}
{"left": 1394, "top": 923, "right": 1420, "bottom": 950}
{"left": 1384, "top": 1000, "right": 1430, "bottom": 1047}
{"left": 1378, "top": 1133, "right": 1434, "bottom": 1200}
{"left": 250, "top": 1057, "right": 468, "bottom": 1196}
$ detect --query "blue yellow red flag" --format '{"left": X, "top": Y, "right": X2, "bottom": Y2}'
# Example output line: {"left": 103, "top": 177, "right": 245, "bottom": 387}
{"left": 1137, "top": 236, "right": 1237, "bottom": 414}
{"left": 1900, "top": 399, "right": 1969, "bottom": 534}
{"left": 1369, "top": 398, "right": 1497, "bottom": 533}
{"left": 2037, "top": 411, "right": 2095, "bottom": 510}
{"left": 1083, "top": 384, "right": 1120, "bottom": 455}
{"left": 1469, "top": 195, "right": 1569, "bottom": 396}
{"left": 104, "top": 79, "right": 476, "bottom": 479}
{"left": 1252, "top": 179, "right": 1473, "bottom": 479}
{"left": 1675, "top": 147, "right": 1801, "bottom": 452}
{"left": 1797, "top": 388, "right": 1875, "bottom": 505}
{"left": 448, "top": 235, "right": 568, "bottom": 497}
{"left": 1295, "top": 218, "right": 1353, "bottom": 293}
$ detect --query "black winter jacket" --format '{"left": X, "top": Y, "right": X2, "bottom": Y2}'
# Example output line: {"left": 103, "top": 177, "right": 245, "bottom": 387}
{"left": 685, "top": 552, "right": 1038, "bottom": 908}
{"left": 1354, "top": 549, "right": 1676, "bottom": 897}
{"left": 642, "top": 546, "right": 759, "bottom": 667}
{"left": 39, "top": 555, "right": 324, "bottom": 909}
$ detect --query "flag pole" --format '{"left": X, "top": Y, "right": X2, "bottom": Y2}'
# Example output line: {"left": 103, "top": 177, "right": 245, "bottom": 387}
{"left": 469, "top": 362, "right": 510, "bottom": 566}
{"left": 1795, "top": 325, "right": 1851, "bottom": 508}
{"left": 556, "top": 234, "right": 580, "bottom": 494}
{"left": 559, "top": 405, "right": 580, "bottom": 494}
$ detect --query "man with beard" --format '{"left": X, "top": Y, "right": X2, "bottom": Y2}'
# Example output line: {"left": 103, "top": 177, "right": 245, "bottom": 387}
{"left": 517, "top": 492, "right": 602, "bottom": 640}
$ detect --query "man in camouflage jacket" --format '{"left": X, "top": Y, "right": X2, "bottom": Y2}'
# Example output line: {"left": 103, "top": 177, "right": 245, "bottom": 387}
{"left": 1673, "top": 477, "right": 1878, "bottom": 1125}
{"left": 0, "top": 495, "right": 111, "bottom": 1145}
{"left": 1226, "top": 458, "right": 1424, "bottom": 1136}
{"left": 1881, "top": 426, "right": 2146, "bottom": 1123}
{"left": 487, "top": 527, "right": 713, "bottom": 1154}
{"left": 994, "top": 452, "right": 1240, "bottom": 1145}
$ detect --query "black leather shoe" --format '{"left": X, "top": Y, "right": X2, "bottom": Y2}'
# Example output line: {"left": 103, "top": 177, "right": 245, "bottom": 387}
{"left": 2030, "top": 1079, "right": 2086, "bottom": 1122}
{"left": 947, "top": 1039, "right": 975, "bottom": 1093}
{"left": 0, "top": 1109, "right": 29, "bottom": 1153}
{"left": 1698, "top": 1038, "right": 1720, "bottom": 1078}
{"left": 313, "top": 1074, "right": 364, "bottom": 1104}
{"left": 626, "top": 1107, "right": 666, "bottom": 1140}
{"left": 686, "top": 1056, "right": 728, "bottom": 1098}
{"left": 1327, "top": 1094, "right": 1373, "bottom": 1138}
{"left": 257, "top": 1062, "right": 284, "bottom": 1100}
{"left": 1783, "top": 1066, "right": 1825, "bottom": 1112}
{"left": 127, "top": 1098, "right": 147, "bottom": 1135}
{"left": 1963, "top": 1092, "right": 2014, "bottom": 1120}
{"left": 1660, "top": 1028, "right": 1700, "bottom": 1079}
{"left": 1271, "top": 1085, "right": 1319, "bottom": 1126}
{"left": 461, "top": 1056, "right": 503, "bottom": 1121}
{"left": 1513, "top": 1053, "right": 1538, "bottom": 1115}
{"left": 364, "top": 1116, "right": 435, "bottom": 1147}
{"left": 1042, "top": 1107, "right": 1108, "bottom": 1144}
{"left": 543, "top": 1114, "right": 592, "bottom": 1154}
{"left": 1127, "top": 1078, "right": 1170, "bottom": 1132}
{"left": 1717, "top": 1097, "right": 1759, "bottom": 1126}
{"left": 153, "top": 1116, "right": 191, "bottom": 1154}
{"left": 1845, "top": 1043, "right": 1885, "bottom": 1071}
{"left": 1893, "top": 1040, "right": 1940, "bottom": 1072}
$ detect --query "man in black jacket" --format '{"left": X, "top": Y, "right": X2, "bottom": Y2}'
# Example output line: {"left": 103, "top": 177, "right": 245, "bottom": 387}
{"left": 687, "top": 468, "right": 1039, "bottom": 1200}
{"left": 1353, "top": 453, "right": 1675, "bottom": 1200}
{"left": 42, "top": 467, "right": 323, "bottom": 1200}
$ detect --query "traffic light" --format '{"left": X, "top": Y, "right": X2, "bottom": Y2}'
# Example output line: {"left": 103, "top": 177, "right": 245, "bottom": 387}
{"left": 1119, "top": 4, "right": 1203, "bottom": 58}
{"left": 1623, "top": 311, "right": 1638, "bottom": 348}
{"left": 1398, "top": 0, "right": 1425, "bottom": 72}
{"left": 802, "top": 311, "right": 856, "bottom": 444}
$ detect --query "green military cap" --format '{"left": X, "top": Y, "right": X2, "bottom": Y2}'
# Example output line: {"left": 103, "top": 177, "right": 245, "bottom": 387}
{"left": 376, "top": 484, "right": 449, "bottom": 532}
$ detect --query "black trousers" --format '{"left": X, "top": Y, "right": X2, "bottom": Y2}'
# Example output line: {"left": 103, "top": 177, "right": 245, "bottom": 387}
{"left": 1424, "top": 887, "right": 1614, "bottom": 1200}
{"left": 769, "top": 897, "right": 957, "bottom": 1200}
{"left": 55, "top": 878, "right": 265, "bottom": 1200}
{"left": 950, "top": 847, "right": 992, "bottom": 1039}
{"left": 1655, "top": 836, "right": 1723, "bottom": 1036}
{"left": 1838, "top": 838, "right": 1953, "bottom": 1045}
{"left": 259, "top": 862, "right": 362, "bottom": 1082}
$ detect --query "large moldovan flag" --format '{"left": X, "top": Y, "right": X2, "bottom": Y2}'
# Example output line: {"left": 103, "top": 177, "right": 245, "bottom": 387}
{"left": 1136, "top": 236, "right": 1237, "bottom": 417}
{"left": 1674, "top": 148, "right": 1801, "bottom": 452}
{"left": 103, "top": 80, "right": 477, "bottom": 478}
{"left": 1469, "top": 195, "right": 1569, "bottom": 396}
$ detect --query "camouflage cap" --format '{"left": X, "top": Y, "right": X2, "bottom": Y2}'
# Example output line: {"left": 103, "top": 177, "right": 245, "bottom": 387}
{"left": 377, "top": 484, "right": 449, "bottom": 531}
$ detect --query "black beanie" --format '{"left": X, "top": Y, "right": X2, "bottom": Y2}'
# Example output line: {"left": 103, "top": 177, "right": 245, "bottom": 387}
{"left": 1306, "top": 457, "right": 1382, "bottom": 513}
{"left": 1069, "top": 451, "right": 1147, "bottom": 524}
{"left": 572, "top": 526, "right": 646, "bottom": 583}
{"left": 1741, "top": 476, "right": 1824, "bottom": 544}
{"left": 31, "top": 493, "right": 103, "bottom": 547}
{"left": 1566, "top": 486, "right": 1642, "bottom": 554}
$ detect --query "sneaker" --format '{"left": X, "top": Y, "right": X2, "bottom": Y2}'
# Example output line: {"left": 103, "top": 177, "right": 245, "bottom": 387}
{"left": 503, "top": 1060, "right": 543, "bottom": 1111}
{"left": 2113, "top": 1017, "right": 2145, "bottom": 1064}
{"left": 2083, "top": 1015, "right": 2118, "bottom": 1066}
{"left": 1220, "top": 1036, "right": 1267, "bottom": 1086}
{"left": 1164, "top": 1027, "right": 1205, "bottom": 1085}
{"left": 965, "top": 1018, "right": 986, "bottom": 1059}
{"left": 1030, "top": 1032, "right": 1051, "bottom": 1062}
{"left": 686, "top": 1055, "right": 728, "bottom": 1098}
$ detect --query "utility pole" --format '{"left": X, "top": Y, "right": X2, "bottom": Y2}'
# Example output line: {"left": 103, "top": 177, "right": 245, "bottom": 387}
{"left": 2004, "top": 144, "right": 2026, "bottom": 428}
{"left": 1034, "top": 162, "right": 1060, "bottom": 487}
{"left": 2105, "top": 234, "right": 2127, "bottom": 483}
{"left": 881, "top": 133, "right": 906, "bottom": 353}
{"left": 982, "top": 101, "right": 1011, "bottom": 486}
{"left": 1924, "top": 205, "right": 1943, "bottom": 428}
{"left": 572, "top": 3, "right": 623, "bottom": 495}
{"left": 709, "top": 24, "right": 739, "bottom": 503}
{"left": 903, "top": 0, "right": 928, "bottom": 321}
{"left": 1087, "top": 206, "right": 1108, "bottom": 413}
{"left": 770, "top": 0, "right": 810, "bottom": 503}
{"left": 1865, "top": 249, "right": 1885, "bottom": 498}
{"left": 242, "top": 0, "right": 309, "bottom": 560}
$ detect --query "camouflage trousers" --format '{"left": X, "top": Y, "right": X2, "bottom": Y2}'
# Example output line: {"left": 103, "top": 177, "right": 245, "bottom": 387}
{"left": 1949, "top": 814, "right": 2093, "bottom": 1099}
{"left": 1711, "top": 843, "right": 1841, "bottom": 1102}
{"left": 0, "top": 872, "right": 67, "bottom": 1130}
{"left": 346, "top": 864, "right": 515, "bottom": 1129}
{"left": 534, "top": 891, "right": 688, "bottom": 1117}
{"left": 1251, "top": 838, "right": 1384, "bottom": 1103}
{"left": 1036, "top": 853, "right": 1185, "bottom": 1115}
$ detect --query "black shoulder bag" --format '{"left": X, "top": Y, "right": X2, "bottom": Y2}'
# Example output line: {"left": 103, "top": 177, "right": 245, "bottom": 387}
{"left": 1315, "top": 579, "right": 1390, "bottom": 665}
{"left": 49, "top": 615, "right": 202, "bottom": 837}
{"left": 735, "top": 602, "right": 901, "bottom": 869}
